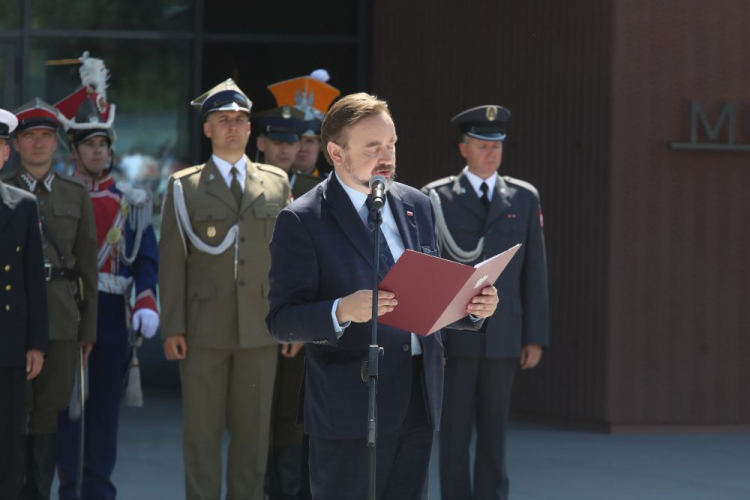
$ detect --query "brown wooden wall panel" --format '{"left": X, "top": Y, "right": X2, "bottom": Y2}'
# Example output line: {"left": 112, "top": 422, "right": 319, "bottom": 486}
{"left": 608, "top": 0, "right": 750, "bottom": 424}
{"left": 372, "top": 0, "right": 614, "bottom": 421}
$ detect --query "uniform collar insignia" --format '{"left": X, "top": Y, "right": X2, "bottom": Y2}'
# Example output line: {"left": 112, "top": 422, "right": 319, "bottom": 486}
{"left": 20, "top": 169, "right": 56, "bottom": 192}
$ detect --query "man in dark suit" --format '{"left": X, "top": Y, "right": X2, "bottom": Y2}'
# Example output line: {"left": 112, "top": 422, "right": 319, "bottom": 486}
{"left": 0, "top": 108, "right": 48, "bottom": 500}
{"left": 422, "top": 105, "right": 550, "bottom": 500}
{"left": 266, "top": 93, "right": 499, "bottom": 500}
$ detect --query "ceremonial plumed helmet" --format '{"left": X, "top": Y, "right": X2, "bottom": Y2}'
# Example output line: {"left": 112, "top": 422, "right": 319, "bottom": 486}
{"left": 267, "top": 69, "right": 341, "bottom": 137}
{"left": 191, "top": 78, "right": 252, "bottom": 121}
{"left": 450, "top": 105, "right": 511, "bottom": 141}
{"left": 53, "top": 51, "right": 117, "bottom": 148}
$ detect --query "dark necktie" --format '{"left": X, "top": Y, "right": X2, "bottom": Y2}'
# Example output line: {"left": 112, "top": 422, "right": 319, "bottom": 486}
{"left": 479, "top": 182, "right": 490, "bottom": 212}
{"left": 365, "top": 198, "right": 396, "bottom": 272}
{"left": 230, "top": 167, "right": 243, "bottom": 206}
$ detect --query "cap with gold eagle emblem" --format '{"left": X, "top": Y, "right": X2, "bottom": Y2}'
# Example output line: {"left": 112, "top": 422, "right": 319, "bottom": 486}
{"left": 450, "top": 104, "right": 511, "bottom": 141}
{"left": 191, "top": 78, "right": 252, "bottom": 121}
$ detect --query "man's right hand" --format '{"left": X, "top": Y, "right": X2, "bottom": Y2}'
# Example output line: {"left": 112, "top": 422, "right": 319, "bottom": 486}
{"left": 336, "top": 290, "right": 398, "bottom": 324}
{"left": 163, "top": 335, "right": 188, "bottom": 361}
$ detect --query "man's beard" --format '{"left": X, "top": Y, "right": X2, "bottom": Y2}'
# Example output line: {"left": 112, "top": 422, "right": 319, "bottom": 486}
{"left": 343, "top": 156, "right": 397, "bottom": 190}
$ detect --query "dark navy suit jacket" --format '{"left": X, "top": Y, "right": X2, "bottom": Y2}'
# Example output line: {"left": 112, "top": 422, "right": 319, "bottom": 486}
{"left": 266, "top": 174, "right": 480, "bottom": 440}
{"left": 0, "top": 180, "right": 48, "bottom": 367}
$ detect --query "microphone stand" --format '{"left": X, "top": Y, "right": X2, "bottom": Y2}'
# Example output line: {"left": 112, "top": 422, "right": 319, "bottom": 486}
{"left": 367, "top": 206, "right": 383, "bottom": 500}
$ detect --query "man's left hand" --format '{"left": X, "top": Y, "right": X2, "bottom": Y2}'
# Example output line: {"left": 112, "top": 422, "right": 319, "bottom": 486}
{"left": 281, "top": 343, "right": 304, "bottom": 358}
{"left": 520, "top": 344, "right": 543, "bottom": 370}
{"left": 466, "top": 286, "right": 499, "bottom": 318}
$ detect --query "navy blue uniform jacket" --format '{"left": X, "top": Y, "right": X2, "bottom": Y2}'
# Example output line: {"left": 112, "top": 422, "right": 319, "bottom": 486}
{"left": 266, "top": 174, "right": 480, "bottom": 440}
{"left": 0, "top": 180, "right": 48, "bottom": 367}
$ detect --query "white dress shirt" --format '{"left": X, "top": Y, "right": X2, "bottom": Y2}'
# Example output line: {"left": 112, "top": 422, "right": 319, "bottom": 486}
{"left": 212, "top": 154, "right": 247, "bottom": 192}
{"left": 330, "top": 173, "right": 422, "bottom": 355}
{"left": 462, "top": 166, "right": 498, "bottom": 201}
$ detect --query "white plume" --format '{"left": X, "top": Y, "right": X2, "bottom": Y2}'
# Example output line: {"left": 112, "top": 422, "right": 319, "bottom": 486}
{"left": 310, "top": 69, "right": 330, "bottom": 82}
{"left": 78, "top": 51, "right": 110, "bottom": 99}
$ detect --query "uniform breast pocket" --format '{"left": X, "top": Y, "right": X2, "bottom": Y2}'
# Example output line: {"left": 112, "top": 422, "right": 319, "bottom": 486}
{"left": 51, "top": 204, "right": 81, "bottom": 247}
{"left": 497, "top": 220, "right": 527, "bottom": 246}
{"left": 192, "top": 206, "right": 229, "bottom": 243}
{"left": 253, "top": 203, "right": 280, "bottom": 240}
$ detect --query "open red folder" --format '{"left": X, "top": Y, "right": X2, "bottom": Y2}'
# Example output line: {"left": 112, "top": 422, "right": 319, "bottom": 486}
{"left": 377, "top": 244, "right": 521, "bottom": 336}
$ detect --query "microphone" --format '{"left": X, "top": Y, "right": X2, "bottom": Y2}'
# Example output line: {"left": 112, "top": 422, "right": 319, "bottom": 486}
{"left": 368, "top": 175, "right": 387, "bottom": 210}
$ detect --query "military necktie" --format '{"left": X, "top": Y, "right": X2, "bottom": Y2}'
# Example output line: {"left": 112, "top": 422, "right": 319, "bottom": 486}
{"left": 479, "top": 182, "right": 490, "bottom": 212}
{"left": 365, "top": 198, "right": 396, "bottom": 272}
{"left": 230, "top": 167, "right": 243, "bottom": 206}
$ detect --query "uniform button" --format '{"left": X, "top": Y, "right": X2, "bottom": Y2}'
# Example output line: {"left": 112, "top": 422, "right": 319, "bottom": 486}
{"left": 16, "top": 246, "right": 20, "bottom": 252}
{"left": 403, "top": 344, "right": 409, "bottom": 352}
{"left": 239, "top": 259, "right": 245, "bottom": 265}
{"left": 208, "top": 215, "right": 213, "bottom": 220}
{"left": 40, "top": 215, "right": 45, "bottom": 220}
{"left": 240, "top": 236, "right": 246, "bottom": 243}
{"left": 4, "top": 265, "right": 9, "bottom": 272}
{"left": 5, "top": 305, "right": 9, "bottom": 311}
{"left": 239, "top": 215, "right": 245, "bottom": 221}
{"left": 5, "top": 285, "right": 10, "bottom": 291}
{"left": 239, "top": 280, "right": 245, "bottom": 287}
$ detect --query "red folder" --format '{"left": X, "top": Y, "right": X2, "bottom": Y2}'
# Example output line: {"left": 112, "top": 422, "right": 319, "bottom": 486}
{"left": 377, "top": 244, "right": 521, "bottom": 336}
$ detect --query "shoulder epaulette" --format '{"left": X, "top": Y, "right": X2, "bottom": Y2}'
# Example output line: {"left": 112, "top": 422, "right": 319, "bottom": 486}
{"left": 172, "top": 165, "right": 202, "bottom": 180}
{"left": 56, "top": 172, "right": 87, "bottom": 189}
{"left": 503, "top": 176, "right": 539, "bottom": 197}
{"left": 422, "top": 176, "right": 455, "bottom": 191}
{"left": 0, "top": 169, "right": 15, "bottom": 182}
{"left": 256, "top": 163, "right": 287, "bottom": 178}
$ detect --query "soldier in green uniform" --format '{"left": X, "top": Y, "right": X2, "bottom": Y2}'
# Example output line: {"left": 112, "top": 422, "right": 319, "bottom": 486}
{"left": 0, "top": 109, "right": 48, "bottom": 500}
{"left": 159, "top": 79, "right": 291, "bottom": 500}
{"left": 4, "top": 99, "right": 98, "bottom": 500}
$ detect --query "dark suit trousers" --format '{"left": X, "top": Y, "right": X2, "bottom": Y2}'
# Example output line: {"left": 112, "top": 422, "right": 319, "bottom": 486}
{"left": 309, "top": 355, "right": 433, "bottom": 500}
{"left": 0, "top": 367, "right": 26, "bottom": 500}
{"left": 440, "top": 357, "right": 517, "bottom": 500}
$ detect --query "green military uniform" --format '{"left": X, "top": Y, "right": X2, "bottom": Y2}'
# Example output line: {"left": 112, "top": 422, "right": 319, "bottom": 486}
{"left": 159, "top": 154, "right": 290, "bottom": 499}
{"left": 290, "top": 170, "right": 322, "bottom": 201}
{"left": 8, "top": 98, "right": 98, "bottom": 500}
{"left": 4, "top": 167, "right": 99, "bottom": 434}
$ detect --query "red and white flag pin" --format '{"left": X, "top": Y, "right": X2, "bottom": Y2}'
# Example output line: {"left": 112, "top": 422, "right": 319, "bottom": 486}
{"left": 406, "top": 210, "right": 414, "bottom": 217}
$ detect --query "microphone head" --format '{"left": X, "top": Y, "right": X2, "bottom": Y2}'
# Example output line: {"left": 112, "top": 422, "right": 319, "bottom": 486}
{"left": 369, "top": 175, "right": 387, "bottom": 190}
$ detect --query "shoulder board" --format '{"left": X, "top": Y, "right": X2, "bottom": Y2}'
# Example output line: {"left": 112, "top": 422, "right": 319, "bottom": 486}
{"left": 0, "top": 169, "right": 15, "bottom": 182}
{"left": 56, "top": 172, "right": 87, "bottom": 189}
{"left": 172, "top": 165, "right": 202, "bottom": 180}
{"left": 422, "top": 176, "right": 455, "bottom": 191}
{"left": 503, "top": 176, "right": 539, "bottom": 197}
{"left": 256, "top": 163, "right": 288, "bottom": 178}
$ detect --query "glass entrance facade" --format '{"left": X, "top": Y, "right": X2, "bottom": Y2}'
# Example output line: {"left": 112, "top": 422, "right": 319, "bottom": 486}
{"left": 0, "top": 0, "right": 368, "bottom": 212}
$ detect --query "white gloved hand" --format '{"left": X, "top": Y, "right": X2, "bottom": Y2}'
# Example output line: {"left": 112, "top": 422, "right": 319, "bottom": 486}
{"left": 132, "top": 308, "right": 160, "bottom": 339}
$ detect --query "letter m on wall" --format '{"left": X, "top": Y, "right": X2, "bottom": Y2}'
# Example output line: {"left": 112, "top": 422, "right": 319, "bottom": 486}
{"left": 690, "top": 101, "right": 736, "bottom": 144}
